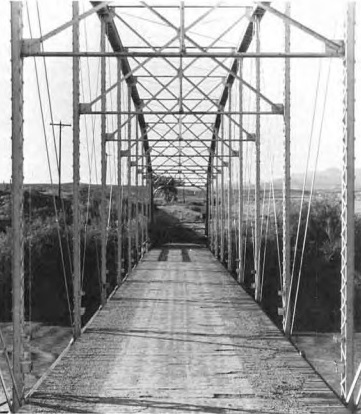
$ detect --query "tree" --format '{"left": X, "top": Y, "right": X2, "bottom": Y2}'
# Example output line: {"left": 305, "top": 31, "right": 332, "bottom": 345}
{"left": 153, "top": 175, "right": 183, "bottom": 203}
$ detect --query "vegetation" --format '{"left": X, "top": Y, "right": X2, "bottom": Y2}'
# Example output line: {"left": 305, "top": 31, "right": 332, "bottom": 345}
{"left": 153, "top": 174, "right": 183, "bottom": 203}
{"left": 0, "top": 185, "right": 146, "bottom": 326}
{"left": 219, "top": 195, "right": 361, "bottom": 332}
{"left": 1, "top": 183, "right": 361, "bottom": 334}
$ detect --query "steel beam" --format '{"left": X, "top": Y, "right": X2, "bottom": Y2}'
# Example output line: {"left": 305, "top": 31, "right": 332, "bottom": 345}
{"left": 135, "top": 120, "right": 140, "bottom": 261}
{"left": 340, "top": 2, "right": 355, "bottom": 403}
{"left": 11, "top": 2, "right": 25, "bottom": 410}
{"left": 208, "top": 5, "right": 266, "bottom": 183}
{"left": 141, "top": 148, "right": 145, "bottom": 255}
{"left": 91, "top": 2, "right": 152, "bottom": 174}
{"left": 80, "top": 110, "right": 281, "bottom": 115}
{"left": 117, "top": 58, "right": 123, "bottom": 285}
{"left": 100, "top": 16, "right": 107, "bottom": 306}
{"left": 283, "top": 3, "right": 292, "bottom": 336}
{"left": 113, "top": 4, "right": 251, "bottom": 8}
{"left": 254, "top": 15, "right": 262, "bottom": 303}
{"left": 72, "top": 1, "right": 81, "bottom": 339}
{"left": 24, "top": 51, "right": 343, "bottom": 58}
{"left": 131, "top": 75, "right": 236, "bottom": 78}
{"left": 127, "top": 86, "right": 132, "bottom": 275}
{"left": 113, "top": 139, "right": 255, "bottom": 143}
{"left": 257, "top": 2, "right": 343, "bottom": 53}
{"left": 227, "top": 90, "right": 233, "bottom": 272}
{"left": 208, "top": 166, "right": 213, "bottom": 249}
{"left": 215, "top": 145, "right": 220, "bottom": 259}
{"left": 179, "top": 1, "right": 184, "bottom": 112}
{"left": 39, "top": 2, "right": 107, "bottom": 43}
{"left": 238, "top": 60, "right": 244, "bottom": 284}
{"left": 220, "top": 114, "right": 225, "bottom": 263}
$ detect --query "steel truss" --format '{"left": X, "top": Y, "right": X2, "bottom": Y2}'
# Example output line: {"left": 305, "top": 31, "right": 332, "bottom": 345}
{"left": 10, "top": 1, "right": 356, "bottom": 411}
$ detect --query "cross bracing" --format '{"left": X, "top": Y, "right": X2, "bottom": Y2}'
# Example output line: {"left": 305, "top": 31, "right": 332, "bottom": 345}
{"left": 6, "top": 1, "right": 359, "bottom": 412}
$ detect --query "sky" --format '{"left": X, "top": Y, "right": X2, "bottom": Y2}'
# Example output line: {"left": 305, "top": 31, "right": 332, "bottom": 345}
{"left": 0, "top": 0, "right": 360, "bottom": 185}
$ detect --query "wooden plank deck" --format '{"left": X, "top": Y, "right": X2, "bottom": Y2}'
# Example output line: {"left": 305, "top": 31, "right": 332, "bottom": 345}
{"left": 20, "top": 245, "right": 348, "bottom": 414}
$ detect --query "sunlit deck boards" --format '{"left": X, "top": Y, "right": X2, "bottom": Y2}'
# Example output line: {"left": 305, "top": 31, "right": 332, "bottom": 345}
{"left": 20, "top": 246, "right": 348, "bottom": 414}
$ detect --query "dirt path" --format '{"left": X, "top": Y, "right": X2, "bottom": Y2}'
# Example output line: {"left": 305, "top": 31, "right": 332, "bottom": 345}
{"left": 150, "top": 204, "right": 206, "bottom": 246}
{"left": 20, "top": 247, "right": 348, "bottom": 413}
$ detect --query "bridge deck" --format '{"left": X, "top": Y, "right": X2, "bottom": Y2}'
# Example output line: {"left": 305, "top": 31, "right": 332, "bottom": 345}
{"left": 20, "top": 246, "right": 348, "bottom": 414}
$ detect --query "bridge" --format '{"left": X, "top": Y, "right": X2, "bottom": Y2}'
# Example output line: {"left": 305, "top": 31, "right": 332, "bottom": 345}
{"left": 2, "top": 1, "right": 360, "bottom": 412}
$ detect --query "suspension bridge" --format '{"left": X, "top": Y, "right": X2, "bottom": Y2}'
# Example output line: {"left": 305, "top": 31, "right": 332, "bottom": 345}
{"left": 2, "top": 1, "right": 360, "bottom": 412}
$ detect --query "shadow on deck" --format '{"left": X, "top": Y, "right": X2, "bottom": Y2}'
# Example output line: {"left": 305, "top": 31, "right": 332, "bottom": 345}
{"left": 19, "top": 247, "right": 349, "bottom": 414}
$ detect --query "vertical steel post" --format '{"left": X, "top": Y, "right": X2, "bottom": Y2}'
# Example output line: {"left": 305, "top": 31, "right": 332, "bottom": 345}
{"left": 150, "top": 166, "right": 154, "bottom": 225}
{"left": 209, "top": 169, "right": 214, "bottom": 252}
{"left": 117, "top": 58, "right": 122, "bottom": 285}
{"left": 11, "top": 2, "right": 24, "bottom": 410}
{"left": 254, "top": 16, "right": 262, "bottom": 302}
{"left": 238, "top": 60, "right": 244, "bottom": 284}
{"left": 215, "top": 145, "right": 220, "bottom": 258}
{"left": 127, "top": 86, "right": 132, "bottom": 275}
{"left": 141, "top": 147, "right": 145, "bottom": 255}
{"left": 146, "top": 161, "right": 151, "bottom": 248}
{"left": 72, "top": 1, "right": 81, "bottom": 339}
{"left": 100, "top": 17, "right": 107, "bottom": 306}
{"left": 135, "top": 120, "right": 139, "bottom": 261}
{"left": 227, "top": 88, "right": 233, "bottom": 272}
{"left": 211, "top": 172, "right": 214, "bottom": 253}
{"left": 220, "top": 113, "right": 225, "bottom": 263}
{"left": 283, "top": 3, "right": 292, "bottom": 336}
{"left": 179, "top": 1, "right": 184, "bottom": 112}
{"left": 205, "top": 173, "right": 209, "bottom": 240}
{"left": 340, "top": 2, "right": 355, "bottom": 402}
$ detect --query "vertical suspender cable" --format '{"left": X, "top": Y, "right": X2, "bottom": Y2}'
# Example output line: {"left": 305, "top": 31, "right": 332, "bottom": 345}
{"left": 285, "top": 63, "right": 322, "bottom": 331}
{"left": 25, "top": 3, "right": 73, "bottom": 331}
{"left": 290, "top": 58, "right": 332, "bottom": 337}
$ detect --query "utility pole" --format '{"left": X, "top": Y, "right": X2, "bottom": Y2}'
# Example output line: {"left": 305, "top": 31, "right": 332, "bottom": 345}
{"left": 50, "top": 121, "right": 71, "bottom": 199}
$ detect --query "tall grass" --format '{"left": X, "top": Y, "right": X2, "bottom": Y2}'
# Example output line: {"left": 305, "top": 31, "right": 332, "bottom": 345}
{"left": 216, "top": 196, "right": 361, "bottom": 332}
{"left": 0, "top": 189, "right": 147, "bottom": 326}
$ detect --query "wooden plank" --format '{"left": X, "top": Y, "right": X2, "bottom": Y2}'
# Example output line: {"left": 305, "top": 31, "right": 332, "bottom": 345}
{"left": 20, "top": 247, "right": 348, "bottom": 413}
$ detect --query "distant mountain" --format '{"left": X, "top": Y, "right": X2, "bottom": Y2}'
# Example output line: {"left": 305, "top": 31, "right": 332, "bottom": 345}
{"left": 272, "top": 168, "right": 361, "bottom": 191}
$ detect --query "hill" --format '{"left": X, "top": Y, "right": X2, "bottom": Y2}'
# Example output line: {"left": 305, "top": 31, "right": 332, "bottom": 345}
{"left": 272, "top": 168, "right": 361, "bottom": 191}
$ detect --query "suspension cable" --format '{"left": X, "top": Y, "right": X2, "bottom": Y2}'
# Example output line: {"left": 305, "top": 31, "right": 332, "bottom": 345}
{"left": 36, "top": 4, "right": 74, "bottom": 277}
{"left": 284, "top": 61, "right": 322, "bottom": 327}
{"left": 291, "top": 58, "right": 332, "bottom": 335}
{"left": 26, "top": 3, "right": 73, "bottom": 328}
{"left": 260, "top": 181, "right": 272, "bottom": 300}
